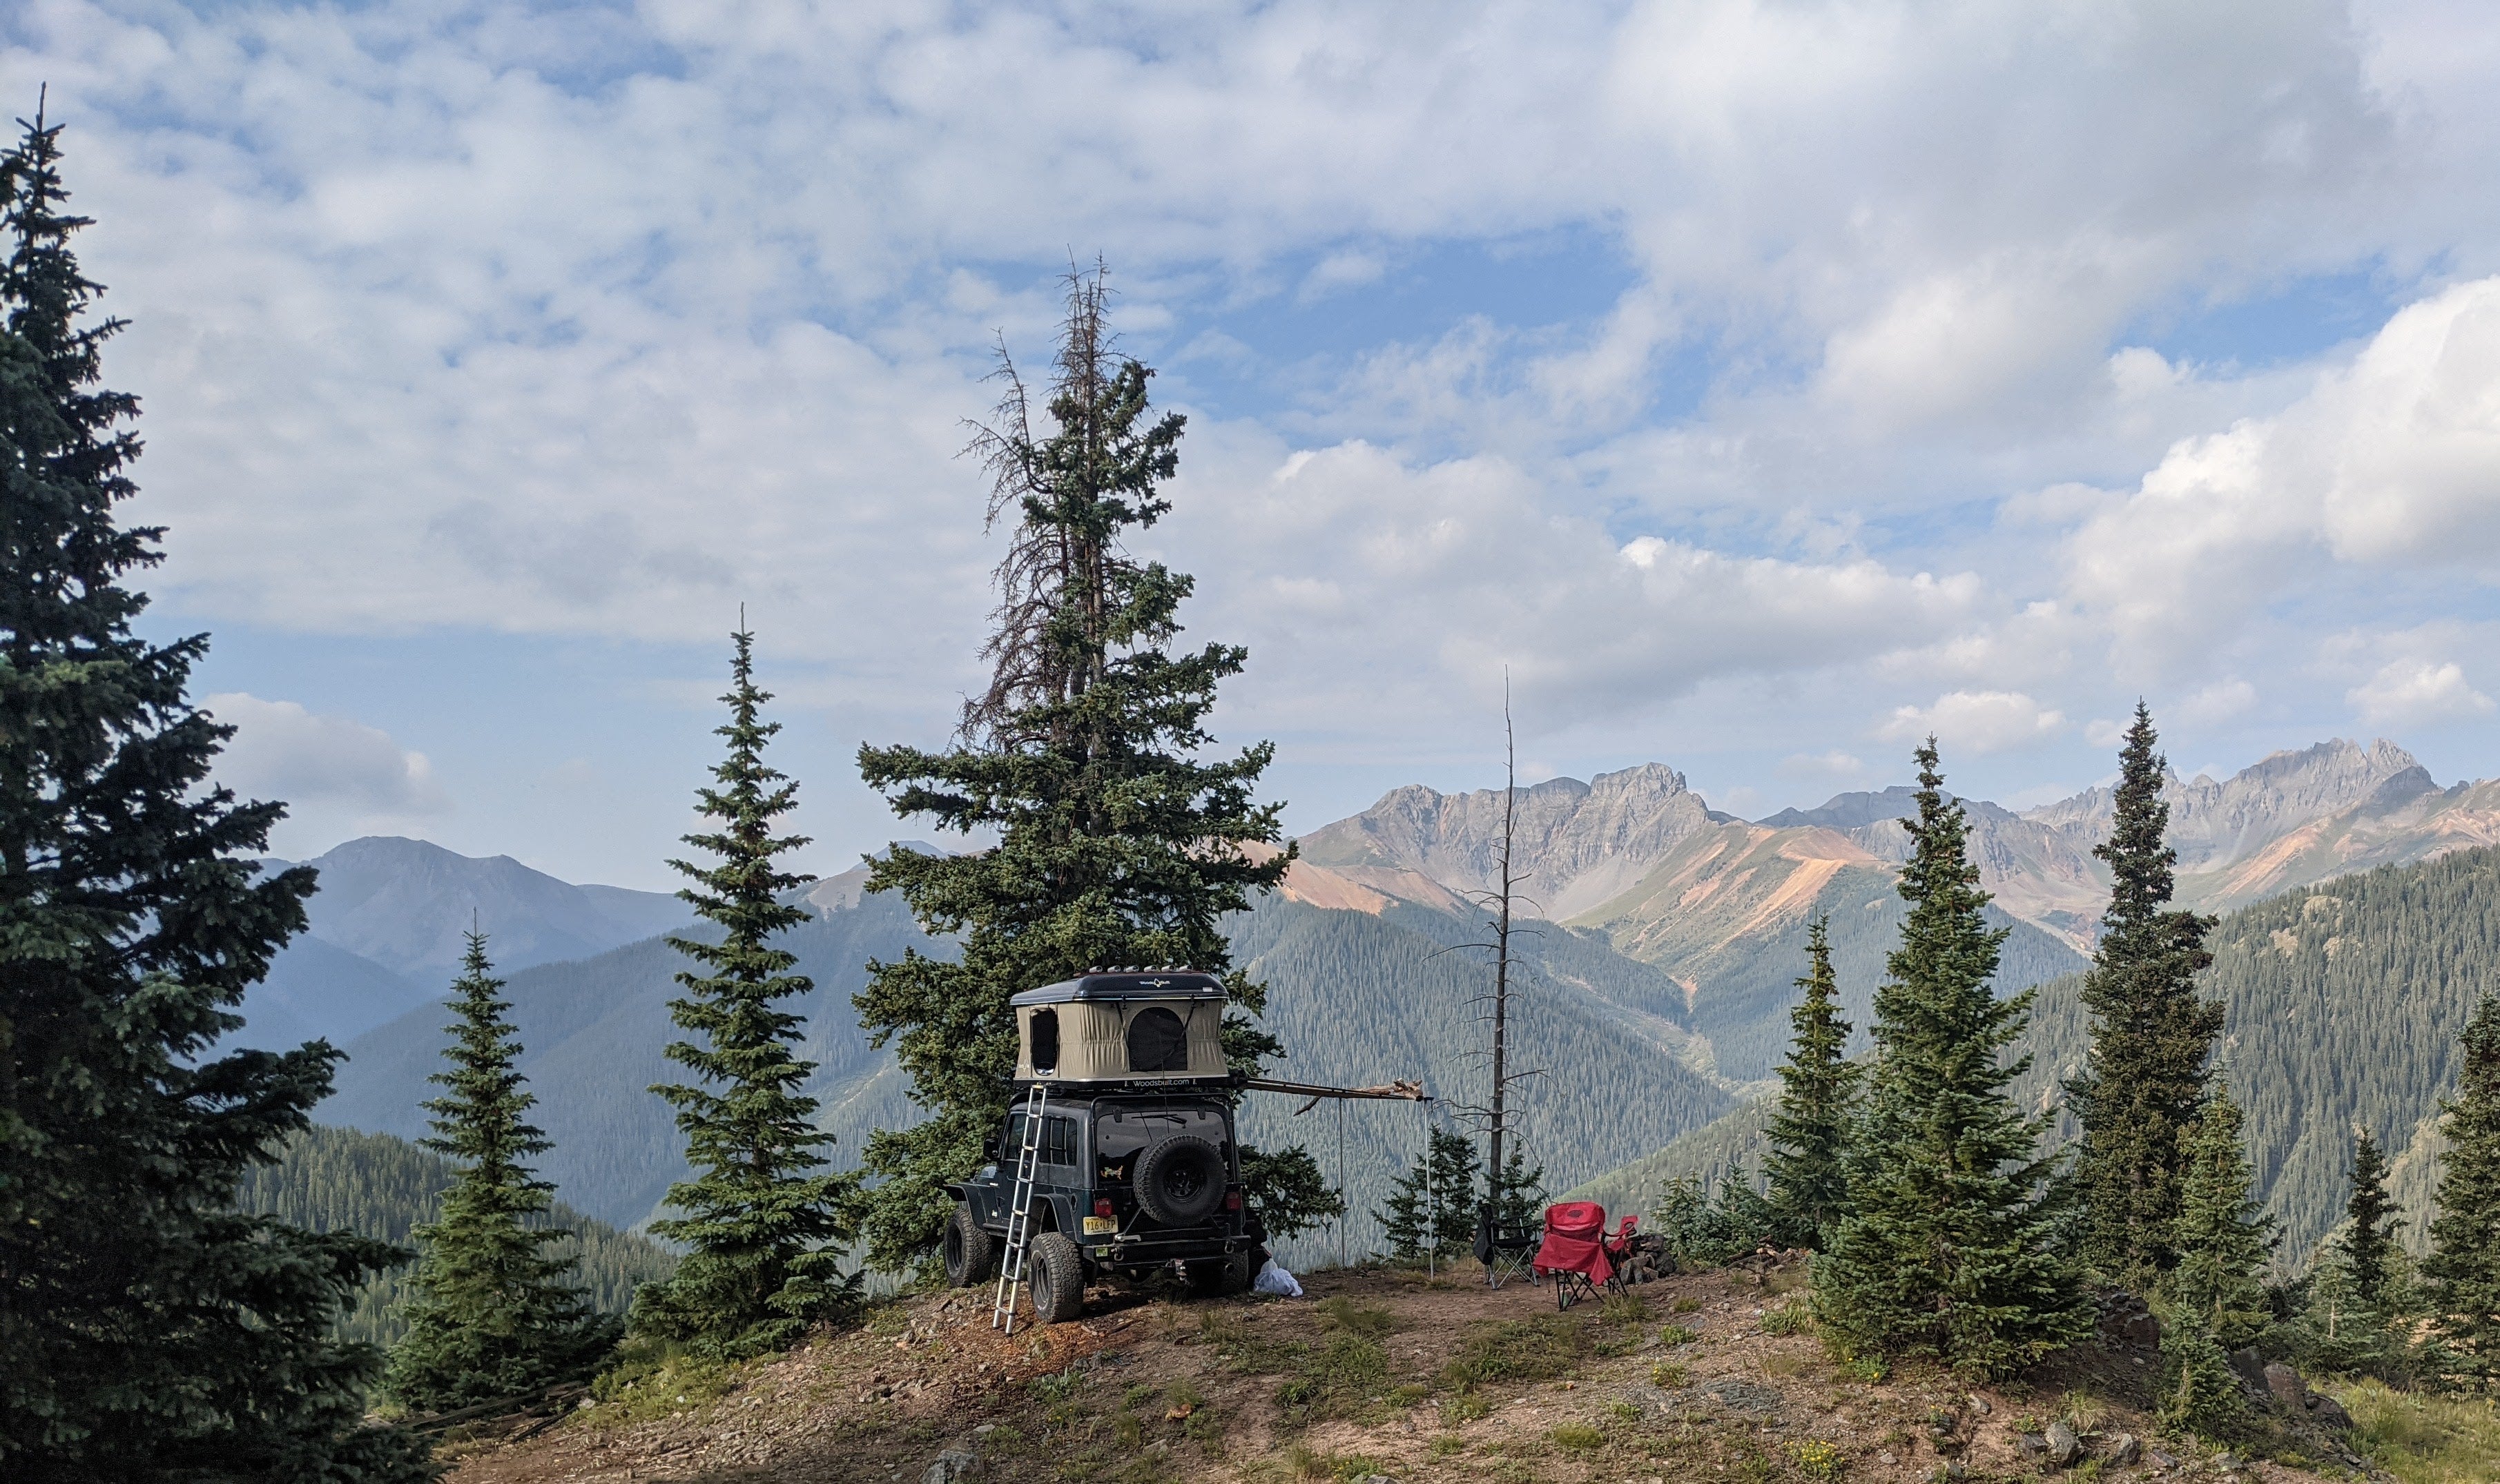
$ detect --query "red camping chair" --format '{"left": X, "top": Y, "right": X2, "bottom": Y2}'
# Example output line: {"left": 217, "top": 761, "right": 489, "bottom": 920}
{"left": 1533, "top": 1202, "right": 1615, "bottom": 1311}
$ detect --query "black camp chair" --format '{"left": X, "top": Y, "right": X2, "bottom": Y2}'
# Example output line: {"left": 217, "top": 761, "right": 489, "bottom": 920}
{"left": 1475, "top": 1211, "right": 1541, "bottom": 1289}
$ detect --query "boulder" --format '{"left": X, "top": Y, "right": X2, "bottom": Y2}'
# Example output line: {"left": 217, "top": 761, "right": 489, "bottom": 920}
{"left": 2106, "top": 1433, "right": 2141, "bottom": 1466}
{"left": 923, "top": 1447, "right": 980, "bottom": 1484}
{"left": 2015, "top": 1433, "right": 2049, "bottom": 1461}
{"left": 2045, "top": 1420, "right": 2082, "bottom": 1467}
{"left": 2227, "top": 1346, "right": 2270, "bottom": 1389}
{"left": 2308, "top": 1392, "right": 2354, "bottom": 1432}
{"left": 2264, "top": 1362, "right": 2307, "bottom": 1406}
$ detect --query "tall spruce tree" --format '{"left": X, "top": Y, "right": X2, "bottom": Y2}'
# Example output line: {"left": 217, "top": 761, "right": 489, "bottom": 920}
{"left": 2066, "top": 703, "right": 2223, "bottom": 1287}
{"left": 1813, "top": 741, "right": 2090, "bottom": 1378}
{"left": 1764, "top": 917, "right": 1857, "bottom": 1250}
{"left": 1377, "top": 1126, "right": 1481, "bottom": 1262}
{"left": 630, "top": 629, "right": 857, "bottom": 1359}
{"left": 853, "top": 268, "right": 1313, "bottom": 1271}
{"left": 2425, "top": 992, "right": 2500, "bottom": 1388}
{"left": 0, "top": 107, "right": 433, "bottom": 1481}
{"left": 385, "top": 931, "right": 617, "bottom": 1409}
{"left": 2340, "top": 1127, "right": 2402, "bottom": 1311}
{"left": 2160, "top": 1078, "right": 2274, "bottom": 1351}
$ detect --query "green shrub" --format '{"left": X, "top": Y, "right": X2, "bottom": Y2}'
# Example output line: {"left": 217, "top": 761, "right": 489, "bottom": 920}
{"left": 1552, "top": 1422, "right": 1605, "bottom": 1451}
{"left": 1763, "top": 1301, "right": 1814, "bottom": 1337}
{"left": 1658, "top": 1323, "right": 1700, "bottom": 1346}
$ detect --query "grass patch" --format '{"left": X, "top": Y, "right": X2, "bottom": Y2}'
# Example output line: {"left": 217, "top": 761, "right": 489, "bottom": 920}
{"left": 1598, "top": 1293, "right": 1650, "bottom": 1326}
{"left": 1441, "top": 1314, "right": 1586, "bottom": 1391}
{"left": 2059, "top": 1386, "right": 2108, "bottom": 1433}
{"left": 1651, "top": 1361, "right": 1689, "bottom": 1387}
{"left": 1658, "top": 1323, "right": 1700, "bottom": 1347}
{"left": 1315, "top": 1296, "right": 1399, "bottom": 1338}
{"left": 1277, "top": 1331, "right": 1390, "bottom": 1427}
{"left": 586, "top": 1339, "right": 740, "bottom": 1423}
{"left": 1762, "top": 1300, "right": 1814, "bottom": 1337}
{"left": 2338, "top": 1380, "right": 2500, "bottom": 1484}
{"left": 1671, "top": 1296, "right": 1703, "bottom": 1314}
{"left": 1789, "top": 1438, "right": 1846, "bottom": 1480}
{"left": 1838, "top": 1354, "right": 1889, "bottom": 1383}
{"left": 1551, "top": 1421, "right": 1605, "bottom": 1451}
{"left": 1286, "top": 1445, "right": 1393, "bottom": 1481}
{"left": 1763, "top": 1352, "right": 1810, "bottom": 1378}
{"left": 1440, "top": 1391, "right": 1493, "bottom": 1425}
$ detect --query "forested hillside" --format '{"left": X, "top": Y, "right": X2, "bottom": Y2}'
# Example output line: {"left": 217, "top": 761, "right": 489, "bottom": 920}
{"left": 1575, "top": 843, "right": 2500, "bottom": 1269}
{"left": 233, "top": 1126, "right": 676, "bottom": 1349}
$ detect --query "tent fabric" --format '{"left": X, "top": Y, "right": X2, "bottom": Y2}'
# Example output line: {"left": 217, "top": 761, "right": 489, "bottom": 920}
{"left": 1534, "top": 1201, "right": 1613, "bottom": 1288}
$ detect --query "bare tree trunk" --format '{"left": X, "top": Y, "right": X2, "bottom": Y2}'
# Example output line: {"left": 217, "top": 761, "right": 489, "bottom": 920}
{"left": 1486, "top": 688, "right": 1520, "bottom": 1227}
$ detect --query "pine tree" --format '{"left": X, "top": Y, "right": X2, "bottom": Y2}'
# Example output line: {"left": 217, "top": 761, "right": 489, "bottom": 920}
{"left": 1764, "top": 917, "right": 1857, "bottom": 1250}
{"left": 1490, "top": 1144, "right": 1547, "bottom": 1231}
{"left": 2157, "top": 1325, "right": 2247, "bottom": 1441}
{"left": 853, "top": 268, "right": 1310, "bottom": 1271}
{"left": 2341, "top": 1127, "right": 2402, "bottom": 1311}
{"left": 1378, "top": 1126, "right": 1481, "bottom": 1261}
{"left": 2425, "top": 992, "right": 2500, "bottom": 1388}
{"left": 385, "top": 931, "right": 617, "bottom": 1409}
{"left": 630, "top": 629, "right": 857, "bottom": 1359}
{"left": 2160, "top": 1079, "right": 2273, "bottom": 1352}
{"left": 2066, "top": 703, "right": 2223, "bottom": 1287}
{"left": 1813, "top": 741, "right": 2090, "bottom": 1378}
{"left": 0, "top": 106, "right": 433, "bottom": 1481}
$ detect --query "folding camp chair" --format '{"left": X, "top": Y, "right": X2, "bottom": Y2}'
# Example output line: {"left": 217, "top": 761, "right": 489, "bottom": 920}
{"left": 1534, "top": 1201, "right": 1616, "bottom": 1311}
{"left": 1475, "top": 1210, "right": 1542, "bottom": 1289}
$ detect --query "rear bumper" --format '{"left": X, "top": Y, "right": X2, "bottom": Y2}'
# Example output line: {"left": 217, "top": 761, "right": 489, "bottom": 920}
{"left": 1083, "top": 1224, "right": 1256, "bottom": 1266}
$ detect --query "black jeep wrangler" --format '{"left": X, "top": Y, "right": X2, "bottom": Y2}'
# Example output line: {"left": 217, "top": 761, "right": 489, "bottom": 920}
{"left": 942, "top": 1091, "right": 1268, "bottom": 1324}
{"left": 940, "top": 968, "right": 1268, "bottom": 1325}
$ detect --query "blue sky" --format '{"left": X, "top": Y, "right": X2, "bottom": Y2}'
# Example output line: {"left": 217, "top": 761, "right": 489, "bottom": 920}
{"left": 8, "top": 0, "right": 2500, "bottom": 889}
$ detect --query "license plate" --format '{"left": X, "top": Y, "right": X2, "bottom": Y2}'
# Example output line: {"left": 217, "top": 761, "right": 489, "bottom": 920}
{"left": 1083, "top": 1216, "right": 1116, "bottom": 1236}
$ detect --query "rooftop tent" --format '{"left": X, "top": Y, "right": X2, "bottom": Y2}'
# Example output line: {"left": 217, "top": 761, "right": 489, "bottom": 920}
{"left": 1010, "top": 970, "right": 1229, "bottom": 1083}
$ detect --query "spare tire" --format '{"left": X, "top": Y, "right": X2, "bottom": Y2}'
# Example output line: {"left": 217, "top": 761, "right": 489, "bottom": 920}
{"left": 1133, "top": 1135, "right": 1226, "bottom": 1225}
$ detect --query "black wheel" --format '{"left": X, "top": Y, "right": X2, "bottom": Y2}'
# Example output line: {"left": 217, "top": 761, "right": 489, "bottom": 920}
{"left": 944, "top": 1204, "right": 994, "bottom": 1287}
{"left": 1026, "top": 1231, "right": 1087, "bottom": 1325}
{"left": 1133, "top": 1136, "right": 1226, "bottom": 1224}
{"left": 1185, "top": 1249, "right": 1253, "bottom": 1297}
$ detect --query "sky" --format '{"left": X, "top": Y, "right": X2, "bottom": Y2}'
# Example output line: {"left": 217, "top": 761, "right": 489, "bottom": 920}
{"left": 6, "top": 0, "right": 2500, "bottom": 890}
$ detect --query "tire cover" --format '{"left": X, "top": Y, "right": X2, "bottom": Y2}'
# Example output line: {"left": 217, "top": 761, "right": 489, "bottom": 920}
{"left": 1132, "top": 1135, "right": 1225, "bottom": 1224}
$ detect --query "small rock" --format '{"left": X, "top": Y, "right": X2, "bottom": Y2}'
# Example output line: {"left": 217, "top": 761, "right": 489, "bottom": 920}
{"left": 972, "top": 1423, "right": 997, "bottom": 1436}
{"left": 2046, "top": 1420, "right": 2081, "bottom": 1467}
{"left": 2107, "top": 1432, "right": 2140, "bottom": 1465}
{"left": 2213, "top": 1453, "right": 2245, "bottom": 1474}
{"left": 1878, "top": 1450, "right": 1899, "bottom": 1465}
{"left": 2016, "top": 1432, "right": 2049, "bottom": 1461}
{"left": 2147, "top": 1448, "right": 2179, "bottom": 1471}
{"left": 1966, "top": 1393, "right": 1992, "bottom": 1416}
{"left": 923, "top": 1447, "right": 980, "bottom": 1484}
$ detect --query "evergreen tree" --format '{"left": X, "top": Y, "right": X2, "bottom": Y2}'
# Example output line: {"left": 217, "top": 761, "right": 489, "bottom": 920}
{"left": 1377, "top": 1126, "right": 1480, "bottom": 1261}
{"left": 630, "top": 629, "right": 857, "bottom": 1359}
{"left": 853, "top": 269, "right": 1310, "bottom": 1271}
{"left": 2066, "top": 703, "right": 2222, "bottom": 1287}
{"left": 2158, "top": 1078, "right": 2274, "bottom": 1353}
{"left": 0, "top": 107, "right": 432, "bottom": 1481}
{"left": 1490, "top": 1144, "right": 1547, "bottom": 1231}
{"left": 385, "top": 932, "right": 617, "bottom": 1409}
{"left": 1763, "top": 917, "right": 1857, "bottom": 1249}
{"left": 2425, "top": 992, "right": 2500, "bottom": 1388}
{"left": 2341, "top": 1127, "right": 2402, "bottom": 1311}
{"left": 2157, "top": 1326, "right": 2247, "bottom": 1442}
{"left": 1813, "top": 741, "right": 2090, "bottom": 1378}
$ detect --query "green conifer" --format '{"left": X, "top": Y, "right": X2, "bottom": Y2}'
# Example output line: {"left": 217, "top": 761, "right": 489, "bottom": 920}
{"left": 2157, "top": 1325, "right": 2247, "bottom": 1441}
{"left": 2424, "top": 992, "right": 2500, "bottom": 1388}
{"left": 1764, "top": 917, "right": 1858, "bottom": 1249}
{"left": 1491, "top": 1144, "right": 1547, "bottom": 1231}
{"left": 2066, "top": 703, "right": 2222, "bottom": 1287}
{"left": 1378, "top": 1126, "right": 1481, "bottom": 1261}
{"left": 2341, "top": 1127, "right": 2402, "bottom": 1310}
{"left": 385, "top": 932, "right": 617, "bottom": 1409}
{"left": 630, "top": 629, "right": 857, "bottom": 1359}
{"left": 853, "top": 269, "right": 1310, "bottom": 1270}
{"left": 0, "top": 106, "right": 432, "bottom": 1481}
{"left": 2160, "top": 1079, "right": 2273, "bottom": 1352}
{"left": 1813, "top": 741, "right": 2090, "bottom": 1378}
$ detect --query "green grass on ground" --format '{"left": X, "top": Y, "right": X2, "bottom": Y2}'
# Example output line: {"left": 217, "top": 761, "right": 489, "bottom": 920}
{"left": 2334, "top": 1380, "right": 2500, "bottom": 1484}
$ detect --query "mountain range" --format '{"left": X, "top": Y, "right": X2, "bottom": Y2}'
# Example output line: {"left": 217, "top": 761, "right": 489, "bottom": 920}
{"left": 238, "top": 735, "right": 2500, "bottom": 1266}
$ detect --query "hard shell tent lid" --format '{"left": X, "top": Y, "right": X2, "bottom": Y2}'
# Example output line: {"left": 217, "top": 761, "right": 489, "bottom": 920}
{"left": 1010, "top": 970, "right": 1225, "bottom": 1006}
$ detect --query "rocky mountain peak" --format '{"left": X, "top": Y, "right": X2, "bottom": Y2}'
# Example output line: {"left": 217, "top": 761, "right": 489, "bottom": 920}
{"left": 2022, "top": 738, "right": 2425, "bottom": 871}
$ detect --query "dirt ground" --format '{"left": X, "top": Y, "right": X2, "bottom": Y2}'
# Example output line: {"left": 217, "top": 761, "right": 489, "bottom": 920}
{"left": 440, "top": 1258, "right": 2370, "bottom": 1483}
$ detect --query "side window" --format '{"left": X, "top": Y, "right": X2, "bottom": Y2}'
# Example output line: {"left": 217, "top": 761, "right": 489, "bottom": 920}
{"left": 1043, "top": 1115, "right": 1080, "bottom": 1167}
{"left": 1004, "top": 1111, "right": 1025, "bottom": 1161}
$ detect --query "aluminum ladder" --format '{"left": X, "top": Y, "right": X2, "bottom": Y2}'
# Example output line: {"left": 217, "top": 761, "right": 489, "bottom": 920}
{"left": 990, "top": 1082, "right": 1051, "bottom": 1334}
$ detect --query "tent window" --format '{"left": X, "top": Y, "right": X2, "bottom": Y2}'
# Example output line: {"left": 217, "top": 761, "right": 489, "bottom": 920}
{"left": 1029, "top": 1008, "right": 1060, "bottom": 1074}
{"left": 1125, "top": 1006, "right": 1190, "bottom": 1072}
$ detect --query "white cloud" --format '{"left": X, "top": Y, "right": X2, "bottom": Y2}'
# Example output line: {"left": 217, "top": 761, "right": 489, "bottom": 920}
{"left": 1879, "top": 690, "right": 2068, "bottom": 755}
{"left": 2347, "top": 658, "right": 2495, "bottom": 726}
{"left": 2066, "top": 276, "right": 2500, "bottom": 670}
{"left": 2085, "top": 718, "right": 2128, "bottom": 750}
{"left": 1779, "top": 750, "right": 1869, "bottom": 781}
{"left": 206, "top": 693, "right": 449, "bottom": 817}
{"left": 2180, "top": 678, "right": 2260, "bottom": 724}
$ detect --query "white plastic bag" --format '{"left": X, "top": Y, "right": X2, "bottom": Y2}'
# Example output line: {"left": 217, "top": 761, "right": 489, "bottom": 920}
{"left": 1252, "top": 1259, "right": 1303, "bottom": 1298}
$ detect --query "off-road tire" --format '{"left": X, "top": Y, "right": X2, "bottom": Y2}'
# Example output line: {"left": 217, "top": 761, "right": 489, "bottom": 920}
{"left": 944, "top": 1204, "right": 994, "bottom": 1287}
{"left": 1133, "top": 1135, "right": 1226, "bottom": 1225}
{"left": 1185, "top": 1249, "right": 1254, "bottom": 1297}
{"left": 1026, "top": 1231, "right": 1087, "bottom": 1325}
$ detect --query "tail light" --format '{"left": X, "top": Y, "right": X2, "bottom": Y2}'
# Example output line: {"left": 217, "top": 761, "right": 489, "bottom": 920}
{"left": 1093, "top": 1198, "right": 1116, "bottom": 1218}
{"left": 1223, "top": 1191, "right": 1243, "bottom": 1212}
